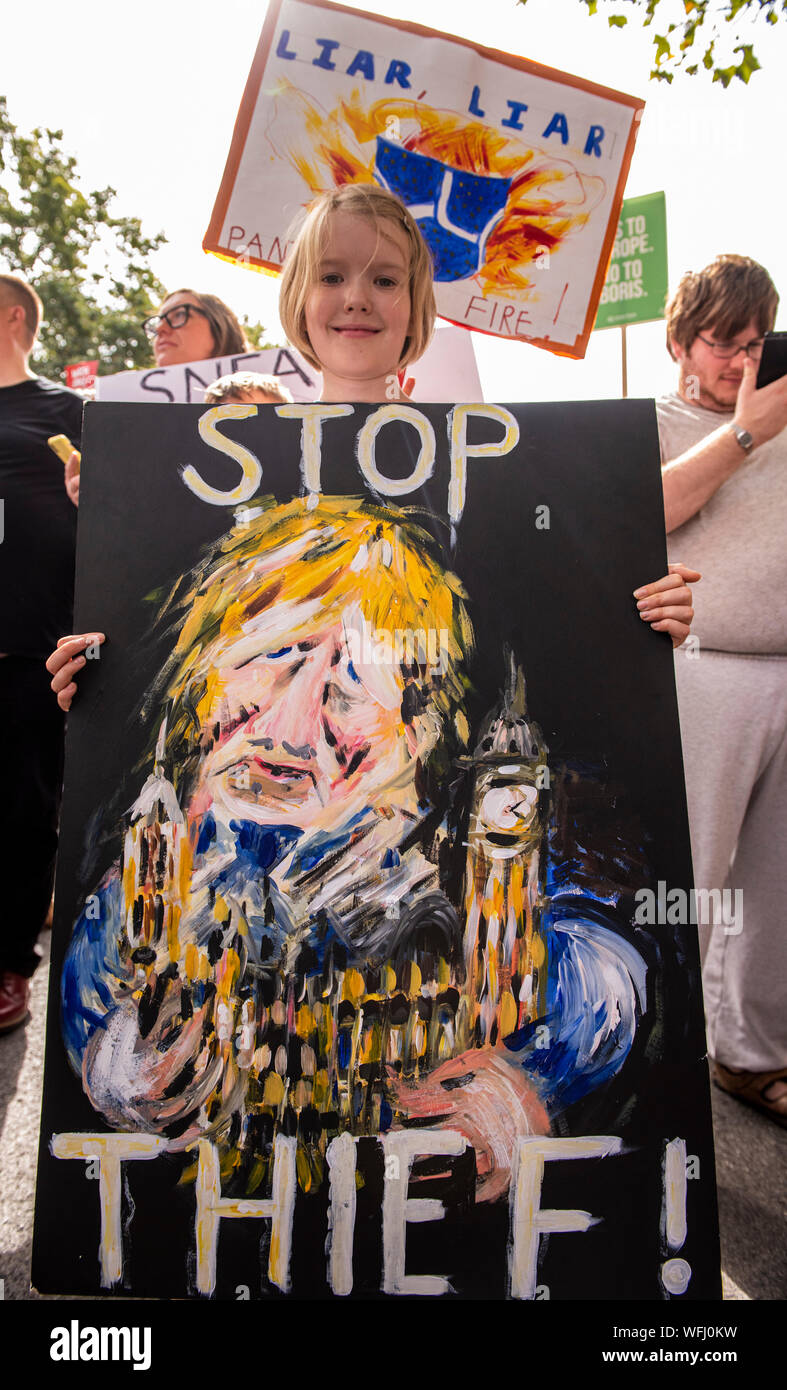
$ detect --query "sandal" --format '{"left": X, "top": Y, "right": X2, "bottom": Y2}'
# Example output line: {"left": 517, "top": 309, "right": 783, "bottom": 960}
{"left": 711, "top": 1059, "right": 787, "bottom": 1128}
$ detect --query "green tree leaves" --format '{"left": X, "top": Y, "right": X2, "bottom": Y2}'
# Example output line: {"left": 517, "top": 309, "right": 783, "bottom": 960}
{"left": 516, "top": 0, "right": 784, "bottom": 85}
{"left": 0, "top": 97, "right": 166, "bottom": 379}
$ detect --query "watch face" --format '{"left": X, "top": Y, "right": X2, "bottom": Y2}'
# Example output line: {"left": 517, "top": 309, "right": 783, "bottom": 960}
{"left": 733, "top": 425, "right": 754, "bottom": 452}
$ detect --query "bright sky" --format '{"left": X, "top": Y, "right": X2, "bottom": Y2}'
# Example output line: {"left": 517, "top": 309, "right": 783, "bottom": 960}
{"left": 2, "top": 0, "right": 785, "bottom": 400}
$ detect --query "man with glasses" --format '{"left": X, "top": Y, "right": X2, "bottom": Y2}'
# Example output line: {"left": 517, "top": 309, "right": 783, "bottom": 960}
{"left": 657, "top": 254, "right": 787, "bottom": 1124}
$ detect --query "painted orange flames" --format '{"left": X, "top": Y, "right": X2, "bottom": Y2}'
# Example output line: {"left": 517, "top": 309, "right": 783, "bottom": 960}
{"left": 271, "top": 81, "right": 606, "bottom": 298}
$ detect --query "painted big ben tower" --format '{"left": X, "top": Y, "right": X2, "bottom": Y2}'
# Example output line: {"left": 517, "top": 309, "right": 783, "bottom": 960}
{"left": 462, "top": 654, "right": 550, "bottom": 1047}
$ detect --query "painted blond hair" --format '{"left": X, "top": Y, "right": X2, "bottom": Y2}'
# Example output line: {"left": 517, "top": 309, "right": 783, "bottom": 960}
{"left": 279, "top": 184, "right": 436, "bottom": 374}
{"left": 158, "top": 496, "right": 471, "bottom": 800}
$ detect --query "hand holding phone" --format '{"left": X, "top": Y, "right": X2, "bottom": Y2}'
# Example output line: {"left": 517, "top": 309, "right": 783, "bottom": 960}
{"left": 732, "top": 342, "right": 787, "bottom": 455}
{"left": 756, "top": 332, "right": 787, "bottom": 390}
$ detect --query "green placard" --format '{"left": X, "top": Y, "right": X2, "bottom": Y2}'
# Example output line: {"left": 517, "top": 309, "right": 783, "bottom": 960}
{"left": 595, "top": 191, "right": 668, "bottom": 330}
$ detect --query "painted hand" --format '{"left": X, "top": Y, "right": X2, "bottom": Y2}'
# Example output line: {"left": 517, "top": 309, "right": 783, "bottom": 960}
{"left": 387, "top": 1048, "right": 550, "bottom": 1203}
{"left": 633, "top": 563, "right": 701, "bottom": 648}
{"left": 82, "top": 979, "right": 233, "bottom": 1143}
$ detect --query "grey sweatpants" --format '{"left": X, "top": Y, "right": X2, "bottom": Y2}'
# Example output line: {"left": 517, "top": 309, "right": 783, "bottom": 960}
{"left": 674, "top": 648, "right": 787, "bottom": 1072}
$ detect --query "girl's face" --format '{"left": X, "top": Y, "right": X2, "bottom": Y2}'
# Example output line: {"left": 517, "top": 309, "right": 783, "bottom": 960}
{"left": 304, "top": 211, "right": 412, "bottom": 402}
{"left": 152, "top": 292, "right": 216, "bottom": 367}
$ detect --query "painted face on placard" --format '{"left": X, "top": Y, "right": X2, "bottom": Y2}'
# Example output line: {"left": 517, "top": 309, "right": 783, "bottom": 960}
{"left": 304, "top": 211, "right": 412, "bottom": 401}
{"left": 151, "top": 293, "right": 217, "bottom": 368}
{"left": 195, "top": 620, "right": 419, "bottom": 834}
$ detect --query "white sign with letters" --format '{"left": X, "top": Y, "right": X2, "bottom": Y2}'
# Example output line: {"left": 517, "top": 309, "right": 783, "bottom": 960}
{"left": 95, "top": 346, "right": 318, "bottom": 405}
{"left": 95, "top": 326, "right": 483, "bottom": 405}
{"left": 204, "top": 0, "right": 643, "bottom": 358}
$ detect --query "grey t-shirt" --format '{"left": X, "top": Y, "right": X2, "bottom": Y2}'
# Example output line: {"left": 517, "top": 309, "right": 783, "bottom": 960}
{"left": 657, "top": 391, "right": 787, "bottom": 655}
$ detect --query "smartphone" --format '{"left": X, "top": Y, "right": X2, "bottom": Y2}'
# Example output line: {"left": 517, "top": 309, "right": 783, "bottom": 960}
{"left": 48, "top": 434, "right": 81, "bottom": 471}
{"left": 756, "top": 332, "right": 787, "bottom": 389}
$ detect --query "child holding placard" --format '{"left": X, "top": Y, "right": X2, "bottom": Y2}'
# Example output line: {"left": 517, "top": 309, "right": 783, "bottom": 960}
{"left": 49, "top": 183, "right": 698, "bottom": 702}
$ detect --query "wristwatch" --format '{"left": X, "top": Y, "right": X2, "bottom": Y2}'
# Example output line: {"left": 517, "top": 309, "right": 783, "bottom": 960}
{"left": 729, "top": 422, "right": 754, "bottom": 454}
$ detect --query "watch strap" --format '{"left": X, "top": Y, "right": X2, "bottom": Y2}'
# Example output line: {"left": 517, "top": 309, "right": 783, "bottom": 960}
{"left": 730, "top": 422, "right": 754, "bottom": 453}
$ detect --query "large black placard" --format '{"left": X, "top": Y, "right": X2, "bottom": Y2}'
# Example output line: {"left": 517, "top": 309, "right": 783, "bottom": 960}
{"left": 33, "top": 399, "right": 720, "bottom": 1301}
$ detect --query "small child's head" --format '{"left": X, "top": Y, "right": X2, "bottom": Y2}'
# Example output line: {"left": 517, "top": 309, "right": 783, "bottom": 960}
{"left": 203, "top": 372, "right": 294, "bottom": 406}
{"left": 279, "top": 183, "right": 435, "bottom": 385}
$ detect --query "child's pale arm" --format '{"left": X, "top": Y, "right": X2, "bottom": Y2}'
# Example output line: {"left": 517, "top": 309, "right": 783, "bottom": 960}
{"left": 46, "top": 633, "right": 106, "bottom": 712}
{"left": 64, "top": 450, "right": 80, "bottom": 506}
{"left": 634, "top": 563, "right": 701, "bottom": 648}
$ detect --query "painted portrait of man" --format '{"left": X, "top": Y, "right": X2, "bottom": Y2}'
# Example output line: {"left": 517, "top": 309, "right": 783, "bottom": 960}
{"left": 61, "top": 494, "right": 647, "bottom": 1205}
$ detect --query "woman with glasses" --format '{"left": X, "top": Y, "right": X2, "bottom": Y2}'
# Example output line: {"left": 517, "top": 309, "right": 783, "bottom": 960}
{"left": 142, "top": 289, "right": 248, "bottom": 368}
{"left": 63, "top": 291, "right": 250, "bottom": 505}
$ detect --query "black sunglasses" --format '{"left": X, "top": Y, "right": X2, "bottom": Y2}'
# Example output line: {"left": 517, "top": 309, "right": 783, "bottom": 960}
{"left": 142, "top": 304, "right": 210, "bottom": 338}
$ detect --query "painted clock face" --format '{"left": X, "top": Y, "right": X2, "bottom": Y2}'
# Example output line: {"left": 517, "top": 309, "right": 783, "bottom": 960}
{"left": 474, "top": 774, "right": 541, "bottom": 857}
{"left": 479, "top": 782, "right": 539, "bottom": 833}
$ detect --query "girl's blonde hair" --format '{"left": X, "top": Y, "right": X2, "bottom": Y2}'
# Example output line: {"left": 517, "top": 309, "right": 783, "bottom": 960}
{"left": 279, "top": 184, "right": 436, "bottom": 373}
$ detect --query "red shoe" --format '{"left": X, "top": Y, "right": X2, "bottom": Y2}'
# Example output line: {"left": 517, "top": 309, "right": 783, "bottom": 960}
{"left": 0, "top": 972, "right": 30, "bottom": 1033}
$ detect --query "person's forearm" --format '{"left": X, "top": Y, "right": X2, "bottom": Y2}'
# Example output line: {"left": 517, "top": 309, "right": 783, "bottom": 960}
{"left": 661, "top": 423, "right": 746, "bottom": 533}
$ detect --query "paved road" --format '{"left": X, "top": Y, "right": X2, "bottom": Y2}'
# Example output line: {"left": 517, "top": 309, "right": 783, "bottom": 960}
{"left": 1, "top": 934, "right": 784, "bottom": 1302}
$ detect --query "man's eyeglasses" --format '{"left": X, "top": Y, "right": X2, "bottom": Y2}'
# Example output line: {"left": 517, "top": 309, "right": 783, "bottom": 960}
{"left": 142, "top": 304, "right": 210, "bottom": 338}
{"left": 695, "top": 333, "right": 764, "bottom": 361}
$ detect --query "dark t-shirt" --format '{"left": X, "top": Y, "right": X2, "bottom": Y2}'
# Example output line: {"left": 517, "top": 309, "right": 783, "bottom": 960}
{"left": 0, "top": 376, "right": 82, "bottom": 656}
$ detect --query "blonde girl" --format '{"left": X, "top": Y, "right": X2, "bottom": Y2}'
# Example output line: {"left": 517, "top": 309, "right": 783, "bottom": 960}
{"left": 48, "top": 182, "right": 698, "bottom": 702}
